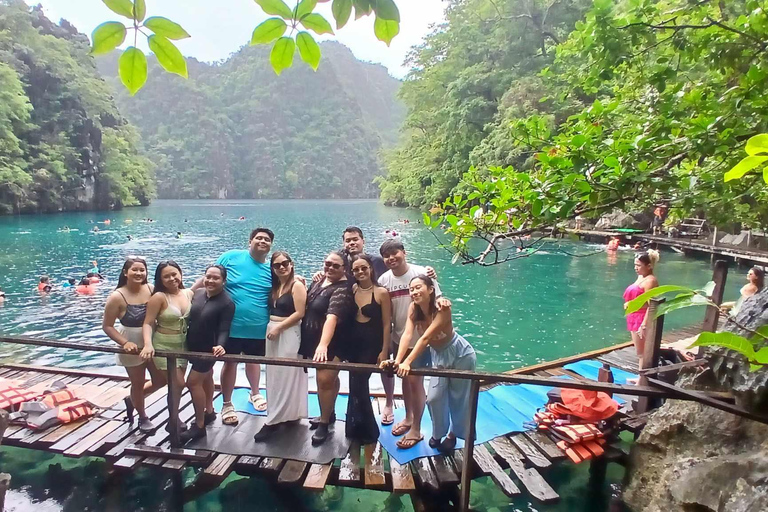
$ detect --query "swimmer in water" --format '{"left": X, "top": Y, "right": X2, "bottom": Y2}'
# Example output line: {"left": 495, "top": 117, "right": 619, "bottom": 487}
{"left": 0, "top": 287, "right": 5, "bottom": 303}
{"left": 90, "top": 260, "right": 100, "bottom": 274}
{"left": 176, "top": 232, "right": 183, "bottom": 239}
{"left": 75, "top": 277, "right": 95, "bottom": 295}
{"left": 92, "top": 226, "right": 100, "bottom": 233}
{"left": 37, "top": 275, "right": 51, "bottom": 292}
{"left": 127, "top": 235, "right": 134, "bottom": 241}
{"left": 62, "top": 278, "right": 76, "bottom": 288}
{"left": 104, "top": 219, "right": 111, "bottom": 225}
{"left": 238, "top": 216, "right": 246, "bottom": 221}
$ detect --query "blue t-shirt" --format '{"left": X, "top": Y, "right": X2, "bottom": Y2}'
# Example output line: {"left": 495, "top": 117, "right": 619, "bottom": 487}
{"left": 216, "top": 250, "right": 271, "bottom": 339}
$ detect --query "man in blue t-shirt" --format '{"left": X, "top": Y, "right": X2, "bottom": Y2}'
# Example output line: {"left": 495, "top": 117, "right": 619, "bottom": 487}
{"left": 193, "top": 227, "right": 273, "bottom": 426}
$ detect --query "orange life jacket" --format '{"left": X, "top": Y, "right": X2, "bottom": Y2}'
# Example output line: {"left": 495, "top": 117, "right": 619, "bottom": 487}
{"left": 0, "top": 380, "right": 39, "bottom": 409}
{"left": 15, "top": 387, "right": 94, "bottom": 430}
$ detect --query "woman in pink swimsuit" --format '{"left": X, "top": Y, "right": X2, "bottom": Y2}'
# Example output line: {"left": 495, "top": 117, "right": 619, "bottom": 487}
{"left": 623, "top": 250, "right": 660, "bottom": 364}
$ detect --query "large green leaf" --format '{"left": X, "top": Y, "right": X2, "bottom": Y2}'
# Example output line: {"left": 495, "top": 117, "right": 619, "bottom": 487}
{"left": 250, "top": 18, "right": 287, "bottom": 45}
{"left": 91, "top": 22, "right": 126, "bottom": 55}
{"left": 724, "top": 156, "right": 768, "bottom": 182}
{"left": 132, "top": 0, "right": 146, "bottom": 22}
{"left": 373, "top": 0, "right": 400, "bottom": 22}
{"left": 625, "top": 285, "right": 695, "bottom": 315}
{"left": 143, "top": 17, "right": 190, "bottom": 39}
{"left": 655, "top": 293, "right": 708, "bottom": 317}
{"left": 148, "top": 35, "right": 188, "bottom": 78}
{"left": 118, "top": 46, "right": 147, "bottom": 95}
{"left": 270, "top": 36, "right": 295, "bottom": 75}
{"left": 300, "top": 14, "right": 334, "bottom": 35}
{"left": 254, "top": 0, "right": 294, "bottom": 19}
{"left": 698, "top": 281, "right": 716, "bottom": 297}
{"left": 373, "top": 16, "right": 398, "bottom": 45}
{"left": 295, "top": 0, "right": 318, "bottom": 20}
{"left": 102, "top": 0, "right": 134, "bottom": 18}
{"left": 332, "top": 0, "right": 353, "bottom": 29}
{"left": 296, "top": 31, "right": 321, "bottom": 71}
{"left": 745, "top": 134, "right": 768, "bottom": 156}
{"left": 689, "top": 331, "right": 756, "bottom": 360}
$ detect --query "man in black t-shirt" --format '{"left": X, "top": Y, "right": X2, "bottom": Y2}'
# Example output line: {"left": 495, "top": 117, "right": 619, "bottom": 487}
{"left": 313, "top": 226, "right": 388, "bottom": 282}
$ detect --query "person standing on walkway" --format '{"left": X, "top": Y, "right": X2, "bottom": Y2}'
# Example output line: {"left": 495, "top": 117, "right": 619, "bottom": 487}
{"left": 393, "top": 275, "right": 476, "bottom": 452}
{"left": 103, "top": 257, "right": 163, "bottom": 432}
{"left": 378, "top": 240, "right": 448, "bottom": 446}
{"left": 193, "top": 228, "right": 274, "bottom": 426}
{"left": 345, "top": 254, "right": 392, "bottom": 444}
{"left": 623, "top": 250, "right": 660, "bottom": 366}
{"left": 253, "top": 251, "right": 308, "bottom": 442}
{"left": 300, "top": 251, "right": 355, "bottom": 446}
{"left": 182, "top": 264, "right": 234, "bottom": 443}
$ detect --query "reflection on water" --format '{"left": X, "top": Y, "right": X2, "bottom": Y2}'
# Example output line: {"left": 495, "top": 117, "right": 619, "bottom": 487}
{"left": 0, "top": 200, "right": 744, "bottom": 511}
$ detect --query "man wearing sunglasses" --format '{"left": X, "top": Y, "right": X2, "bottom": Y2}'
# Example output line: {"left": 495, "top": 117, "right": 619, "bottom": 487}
{"left": 193, "top": 227, "right": 274, "bottom": 426}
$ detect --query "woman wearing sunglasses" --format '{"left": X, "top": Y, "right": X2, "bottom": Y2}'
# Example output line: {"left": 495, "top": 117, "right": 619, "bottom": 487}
{"left": 345, "top": 254, "right": 392, "bottom": 444}
{"left": 103, "top": 256, "right": 163, "bottom": 432}
{"left": 142, "top": 260, "right": 193, "bottom": 434}
{"left": 253, "top": 251, "right": 308, "bottom": 442}
{"left": 298, "top": 251, "right": 354, "bottom": 445}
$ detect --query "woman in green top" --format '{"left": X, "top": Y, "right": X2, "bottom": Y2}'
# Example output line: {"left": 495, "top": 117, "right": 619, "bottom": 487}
{"left": 142, "top": 260, "right": 193, "bottom": 433}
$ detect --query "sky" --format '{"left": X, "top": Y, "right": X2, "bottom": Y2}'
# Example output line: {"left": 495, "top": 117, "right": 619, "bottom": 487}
{"left": 28, "top": 0, "right": 448, "bottom": 77}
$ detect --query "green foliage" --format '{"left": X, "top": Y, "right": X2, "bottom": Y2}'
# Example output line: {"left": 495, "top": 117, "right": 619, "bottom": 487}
{"left": 270, "top": 36, "right": 296, "bottom": 75}
{"left": 119, "top": 46, "right": 148, "bottom": 94}
{"left": 143, "top": 17, "right": 190, "bottom": 40}
{"left": 0, "top": 1, "right": 154, "bottom": 214}
{"left": 332, "top": 0, "right": 352, "bottom": 29}
{"left": 102, "top": 0, "right": 134, "bottom": 18}
{"left": 251, "top": 18, "right": 288, "bottom": 45}
{"left": 147, "top": 35, "right": 187, "bottom": 78}
{"left": 373, "top": 16, "right": 398, "bottom": 46}
{"left": 296, "top": 31, "right": 321, "bottom": 71}
{"left": 96, "top": 41, "right": 404, "bottom": 199}
{"left": 90, "top": 22, "right": 126, "bottom": 55}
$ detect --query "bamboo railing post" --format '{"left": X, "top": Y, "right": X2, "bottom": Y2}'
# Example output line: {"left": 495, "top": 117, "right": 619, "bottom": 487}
{"left": 702, "top": 259, "right": 728, "bottom": 332}
{"left": 459, "top": 379, "right": 481, "bottom": 512}
{"left": 166, "top": 356, "right": 181, "bottom": 448}
{"left": 637, "top": 298, "right": 665, "bottom": 414}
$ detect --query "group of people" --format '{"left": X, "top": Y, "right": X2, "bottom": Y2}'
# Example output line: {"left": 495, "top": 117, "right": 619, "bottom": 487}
{"left": 36, "top": 261, "right": 104, "bottom": 295}
{"left": 102, "top": 226, "right": 477, "bottom": 451}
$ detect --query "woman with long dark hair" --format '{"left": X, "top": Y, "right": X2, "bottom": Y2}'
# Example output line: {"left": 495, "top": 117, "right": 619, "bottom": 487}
{"left": 723, "top": 266, "right": 765, "bottom": 315}
{"left": 299, "top": 251, "right": 354, "bottom": 446}
{"left": 182, "top": 265, "right": 235, "bottom": 443}
{"left": 103, "top": 257, "right": 163, "bottom": 431}
{"left": 390, "top": 275, "right": 476, "bottom": 452}
{"left": 253, "top": 251, "right": 308, "bottom": 441}
{"left": 142, "top": 260, "right": 193, "bottom": 433}
{"left": 345, "top": 254, "right": 391, "bottom": 444}
{"left": 623, "top": 250, "right": 660, "bottom": 365}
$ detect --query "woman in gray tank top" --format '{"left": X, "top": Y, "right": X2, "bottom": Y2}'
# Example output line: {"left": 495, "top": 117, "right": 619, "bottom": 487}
{"left": 102, "top": 257, "right": 164, "bottom": 432}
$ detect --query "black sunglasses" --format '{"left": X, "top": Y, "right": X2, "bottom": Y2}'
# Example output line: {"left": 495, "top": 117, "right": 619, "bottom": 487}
{"left": 272, "top": 261, "right": 292, "bottom": 270}
{"left": 352, "top": 265, "right": 370, "bottom": 273}
{"left": 324, "top": 261, "right": 343, "bottom": 270}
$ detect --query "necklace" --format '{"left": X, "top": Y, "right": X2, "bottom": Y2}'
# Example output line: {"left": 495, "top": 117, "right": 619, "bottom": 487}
{"left": 358, "top": 285, "right": 374, "bottom": 291}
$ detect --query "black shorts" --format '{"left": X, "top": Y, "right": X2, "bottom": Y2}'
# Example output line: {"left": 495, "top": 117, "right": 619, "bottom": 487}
{"left": 188, "top": 357, "right": 215, "bottom": 374}
{"left": 226, "top": 337, "right": 266, "bottom": 357}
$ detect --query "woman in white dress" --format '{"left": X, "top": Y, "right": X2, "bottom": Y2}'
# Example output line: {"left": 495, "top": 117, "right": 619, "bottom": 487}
{"left": 253, "top": 251, "right": 308, "bottom": 441}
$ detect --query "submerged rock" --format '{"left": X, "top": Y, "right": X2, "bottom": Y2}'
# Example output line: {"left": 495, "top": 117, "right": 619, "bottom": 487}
{"left": 624, "top": 287, "right": 768, "bottom": 511}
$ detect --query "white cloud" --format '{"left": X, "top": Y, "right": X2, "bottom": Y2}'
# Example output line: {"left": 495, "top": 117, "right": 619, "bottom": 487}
{"left": 27, "top": 0, "right": 447, "bottom": 77}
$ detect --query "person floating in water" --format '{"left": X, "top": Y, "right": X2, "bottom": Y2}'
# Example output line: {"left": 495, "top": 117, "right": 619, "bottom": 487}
{"left": 75, "top": 277, "right": 95, "bottom": 295}
{"left": 61, "top": 278, "right": 76, "bottom": 288}
{"left": 0, "top": 287, "right": 6, "bottom": 304}
{"left": 37, "top": 276, "right": 52, "bottom": 293}
{"left": 176, "top": 232, "right": 183, "bottom": 239}
{"left": 127, "top": 235, "right": 134, "bottom": 241}
{"left": 90, "top": 260, "right": 100, "bottom": 274}
{"left": 92, "top": 226, "right": 100, "bottom": 233}
{"left": 238, "top": 216, "right": 246, "bottom": 221}
{"left": 607, "top": 237, "right": 620, "bottom": 252}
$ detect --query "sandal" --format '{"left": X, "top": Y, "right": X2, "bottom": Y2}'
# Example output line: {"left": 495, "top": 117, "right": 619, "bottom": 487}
{"left": 391, "top": 421, "right": 411, "bottom": 437}
{"left": 438, "top": 435, "right": 457, "bottom": 453}
{"left": 221, "top": 402, "right": 239, "bottom": 426}
{"left": 380, "top": 410, "right": 394, "bottom": 426}
{"left": 249, "top": 393, "right": 268, "bottom": 412}
{"left": 397, "top": 434, "right": 423, "bottom": 449}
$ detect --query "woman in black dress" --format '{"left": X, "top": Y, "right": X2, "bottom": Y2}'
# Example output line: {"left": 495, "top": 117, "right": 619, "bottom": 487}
{"left": 346, "top": 254, "right": 392, "bottom": 444}
{"left": 299, "top": 251, "right": 354, "bottom": 445}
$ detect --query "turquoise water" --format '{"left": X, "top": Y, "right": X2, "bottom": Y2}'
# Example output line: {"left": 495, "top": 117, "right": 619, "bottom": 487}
{"left": 0, "top": 200, "right": 744, "bottom": 511}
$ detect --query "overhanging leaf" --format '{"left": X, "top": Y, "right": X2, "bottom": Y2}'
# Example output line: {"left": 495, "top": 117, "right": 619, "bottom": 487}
{"left": 373, "top": 0, "right": 400, "bottom": 22}
{"left": 118, "top": 46, "right": 147, "bottom": 95}
{"left": 295, "top": 0, "right": 318, "bottom": 20}
{"left": 250, "top": 18, "right": 287, "bottom": 45}
{"left": 655, "top": 293, "right": 708, "bottom": 317}
{"left": 745, "top": 134, "right": 768, "bottom": 156}
{"left": 724, "top": 156, "right": 768, "bottom": 182}
{"left": 698, "top": 280, "right": 716, "bottom": 297}
{"left": 143, "top": 17, "right": 190, "bottom": 39}
{"left": 300, "top": 13, "right": 334, "bottom": 34}
{"left": 353, "top": 0, "right": 372, "bottom": 19}
{"left": 332, "top": 0, "right": 353, "bottom": 29}
{"left": 148, "top": 35, "right": 188, "bottom": 78}
{"left": 373, "top": 16, "right": 398, "bottom": 45}
{"left": 254, "top": 0, "right": 294, "bottom": 19}
{"left": 102, "top": 0, "right": 134, "bottom": 18}
{"left": 270, "top": 36, "right": 295, "bottom": 76}
{"left": 296, "top": 31, "right": 321, "bottom": 71}
{"left": 91, "top": 22, "right": 126, "bottom": 55}
{"left": 132, "top": 0, "right": 146, "bottom": 22}
{"left": 625, "top": 285, "right": 695, "bottom": 315}
{"left": 689, "top": 331, "right": 756, "bottom": 360}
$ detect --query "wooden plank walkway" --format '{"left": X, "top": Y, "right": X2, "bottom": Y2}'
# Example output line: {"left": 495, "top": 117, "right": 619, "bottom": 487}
{"left": 0, "top": 324, "right": 705, "bottom": 504}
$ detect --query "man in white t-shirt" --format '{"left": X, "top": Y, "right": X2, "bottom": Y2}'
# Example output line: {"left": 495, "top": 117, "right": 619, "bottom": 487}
{"left": 378, "top": 239, "right": 447, "bottom": 446}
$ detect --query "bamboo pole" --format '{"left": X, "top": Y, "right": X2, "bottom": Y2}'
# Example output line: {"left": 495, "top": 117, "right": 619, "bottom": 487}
{"left": 459, "top": 380, "right": 480, "bottom": 512}
{"left": 166, "top": 356, "right": 181, "bottom": 448}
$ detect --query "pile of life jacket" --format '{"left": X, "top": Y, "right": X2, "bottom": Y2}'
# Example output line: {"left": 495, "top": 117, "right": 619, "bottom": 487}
{"left": 4, "top": 379, "right": 95, "bottom": 431}
{"left": 532, "top": 387, "right": 619, "bottom": 464}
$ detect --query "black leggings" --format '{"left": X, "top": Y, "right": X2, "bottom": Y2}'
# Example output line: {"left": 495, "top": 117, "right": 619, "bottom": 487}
{"left": 345, "top": 322, "right": 382, "bottom": 444}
